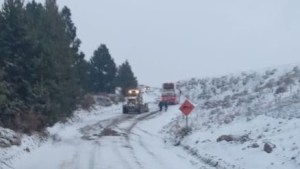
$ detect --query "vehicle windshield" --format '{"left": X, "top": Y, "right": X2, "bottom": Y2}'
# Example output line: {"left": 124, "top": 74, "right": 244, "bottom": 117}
{"left": 127, "top": 90, "right": 139, "bottom": 96}
{"left": 163, "top": 83, "right": 174, "bottom": 90}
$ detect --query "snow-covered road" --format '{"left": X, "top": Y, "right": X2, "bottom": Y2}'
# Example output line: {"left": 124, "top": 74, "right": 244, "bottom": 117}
{"left": 10, "top": 104, "right": 209, "bottom": 169}
{"left": 4, "top": 67, "right": 300, "bottom": 169}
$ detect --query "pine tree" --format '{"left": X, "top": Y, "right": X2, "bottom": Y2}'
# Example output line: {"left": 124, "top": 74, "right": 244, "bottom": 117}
{"left": 74, "top": 52, "right": 90, "bottom": 92}
{"left": 89, "top": 44, "right": 117, "bottom": 93}
{"left": 0, "top": 0, "right": 32, "bottom": 115}
{"left": 116, "top": 60, "right": 138, "bottom": 95}
{"left": 60, "top": 7, "right": 89, "bottom": 95}
{"left": 25, "top": 0, "right": 88, "bottom": 126}
{"left": 0, "top": 69, "right": 7, "bottom": 112}
{"left": 0, "top": 3, "right": 6, "bottom": 115}
{"left": 0, "top": 0, "right": 112, "bottom": 130}
{"left": 25, "top": 0, "right": 48, "bottom": 105}
{"left": 60, "top": 6, "right": 81, "bottom": 52}
{"left": 40, "top": 0, "right": 83, "bottom": 123}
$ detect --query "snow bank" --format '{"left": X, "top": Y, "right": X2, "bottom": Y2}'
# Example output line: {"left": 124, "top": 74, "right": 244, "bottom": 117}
{"left": 0, "top": 93, "right": 124, "bottom": 169}
{"left": 165, "top": 64, "right": 300, "bottom": 168}
{"left": 0, "top": 128, "right": 21, "bottom": 148}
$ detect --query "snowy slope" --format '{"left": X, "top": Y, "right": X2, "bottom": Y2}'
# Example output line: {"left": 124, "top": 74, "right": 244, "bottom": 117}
{"left": 0, "top": 102, "right": 123, "bottom": 169}
{"left": 164, "top": 65, "right": 300, "bottom": 168}
{"left": 1, "top": 65, "right": 300, "bottom": 169}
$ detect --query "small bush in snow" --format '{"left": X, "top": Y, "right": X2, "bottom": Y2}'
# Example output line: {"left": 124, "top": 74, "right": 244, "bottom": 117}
{"left": 108, "top": 94, "right": 124, "bottom": 103}
{"left": 178, "top": 127, "right": 192, "bottom": 138}
{"left": 23, "top": 111, "right": 41, "bottom": 133}
{"left": 221, "top": 95, "right": 232, "bottom": 108}
{"left": 96, "top": 95, "right": 113, "bottom": 107}
{"left": 250, "top": 143, "right": 259, "bottom": 148}
{"left": 275, "top": 86, "right": 287, "bottom": 94}
{"left": 80, "top": 94, "right": 95, "bottom": 110}
{"left": 216, "top": 133, "right": 251, "bottom": 143}
{"left": 217, "top": 135, "right": 234, "bottom": 142}
{"left": 224, "top": 115, "right": 235, "bottom": 124}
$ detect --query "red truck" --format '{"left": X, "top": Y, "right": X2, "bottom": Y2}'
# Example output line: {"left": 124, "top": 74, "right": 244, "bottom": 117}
{"left": 161, "top": 83, "right": 180, "bottom": 105}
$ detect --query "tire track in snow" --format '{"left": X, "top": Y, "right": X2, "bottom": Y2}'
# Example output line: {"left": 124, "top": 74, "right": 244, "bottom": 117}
{"left": 120, "top": 111, "right": 172, "bottom": 169}
{"left": 95, "top": 138, "right": 133, "bottom": 169}
{"left": 80, "top": 114, "right": 135, "bottom": 140}
{"left": 113, "top": 111, "right": 160, "bottom": 169}
{"left": 112, "top": 140, "right": 132, "bottom": 169}
{"left": 101, "top": 110, "right": 160, "bottom": 169}
{"left": 121, "top": 110, "right": 212, "bottom": 169}
{"left": 88, "top": 142, "right": 99, "bottom": 169}
{"left": 135, "top": 127, "right": 160, "bottom": 138}
{"left": 136, "top": 134, "right": 166, "bottom": 167}
{"left": 81, "top": 110, "right": 160, "bottom": 169}
{"left": 124, "top": 111, "right": 159, "bottom": 138}
{"left": 59, "top": 151, "right": 80, "bottom": 169}
{"left": 0, "top": 161, "right": 14, "bottom": 169}
{"left": 84, "top": 112, "right": 157, "bottom": 169}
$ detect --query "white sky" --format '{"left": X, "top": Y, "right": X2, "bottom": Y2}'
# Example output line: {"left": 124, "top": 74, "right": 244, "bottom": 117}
{"left": 2, "top": 0, "right": 300, "bottom": 87}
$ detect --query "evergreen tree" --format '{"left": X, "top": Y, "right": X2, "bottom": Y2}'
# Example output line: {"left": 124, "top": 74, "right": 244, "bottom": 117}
{"left": 60, "top": 7, "right": 89, "bottom": 95}
{"left": 75, "top": 52, "right": 90, "bottom": 92}
{"left": 0, "top": 0, "right": 128, "bottom": 130}
{"left": 89, "top": 44, "right": 117, "bottom": 93}
{"left": 0, "top": 0, "right": 87, "bottom": 128}
{"left": 0, "top": 69, "right": 7, "bottom": 112}
{"left": 60, "top": 6, "right": 81, "bottom": 52}
{"left": 0, "top": 0, "right": 32, "bottom": 118}
{"left": 40, "top": 0, "right": 83, "bottom": 123}
{"left": 116, "top": 60, "right": 138, "bottom": 95}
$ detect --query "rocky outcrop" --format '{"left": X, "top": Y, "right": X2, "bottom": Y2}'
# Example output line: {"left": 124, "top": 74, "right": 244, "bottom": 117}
{"left": 264, "top": 142, "right": 276, "bottom": 153}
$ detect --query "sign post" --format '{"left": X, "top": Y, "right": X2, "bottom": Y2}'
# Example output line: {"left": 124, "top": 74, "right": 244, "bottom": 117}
{"left": 179, "top": 99, "right": 194, "bottom": 128}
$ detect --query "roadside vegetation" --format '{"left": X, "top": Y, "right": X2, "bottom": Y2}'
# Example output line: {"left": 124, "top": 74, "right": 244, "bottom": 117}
{"left": 0, "top": 0, "right": 137, "bottom": 133}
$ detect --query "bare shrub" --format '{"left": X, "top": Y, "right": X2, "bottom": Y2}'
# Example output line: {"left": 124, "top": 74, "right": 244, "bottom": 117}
{"left": 80, "top": 94, "right": 95, "bottom": 110}
{"left": 12, "top": 109, "right": 43, "bottom": 134}
{"left": 275, "top": 86, "right": 287, "bottom": 94}
{"left": 221, "top": 95, "right": 232, "bottom": 108}
{"left": 250, "top": 143, "right": 259, "bottom": 148}
{"left": 217, "top": 135, "right": 234, "bottom": 142}
{"left": 95, "top": 95, "right": 113, "bottom": 107}
{"left": 13, "top": 112, "right": 22, "bottom": 130}
{"left": 178, "top": 127, "right": 192, "bottom": 138}
{"left": 224, "top": 114, "right": 235, "bottom": 124}
{"left": 24, "top": 112, "right": 40, "bottom": 133}
{"left": 108, "top": 94, "right": 124, "bottom": 103}
{"left": 217, "top": 134, "right": 250, "bottom": 143}
{"left": 204, "top": 100, "right": 218, "bottom": 109}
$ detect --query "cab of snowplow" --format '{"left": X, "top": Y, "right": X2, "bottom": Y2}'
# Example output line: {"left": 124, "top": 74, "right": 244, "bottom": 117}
{"left": 127, "top": 89, "right": 140, "bottom": 97}
{"left": 124, "top": 89, "right": 143, "bottom": 105}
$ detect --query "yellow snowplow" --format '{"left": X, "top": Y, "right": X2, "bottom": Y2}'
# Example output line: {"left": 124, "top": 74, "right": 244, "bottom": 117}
{"left": 122, "top": 89, "right": 149, "bottom": 114}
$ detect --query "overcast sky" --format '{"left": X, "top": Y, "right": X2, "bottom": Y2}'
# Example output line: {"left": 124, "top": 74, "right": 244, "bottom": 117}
{"left": 2, "top": 0, "right": 300, "bottom": 87}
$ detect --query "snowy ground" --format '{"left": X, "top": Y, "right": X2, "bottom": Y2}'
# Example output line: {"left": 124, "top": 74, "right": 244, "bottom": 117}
{"left": 168, "top": 65, "right": 300, "bottom": 169}
{"left": 0, "top": 92, "right": 211, "bottom": 169}
{"left": 1, "top": 65, "right": 300, "bottom": 169}
{"left": 164, "top": 112, "right": 300, "bottom": 169}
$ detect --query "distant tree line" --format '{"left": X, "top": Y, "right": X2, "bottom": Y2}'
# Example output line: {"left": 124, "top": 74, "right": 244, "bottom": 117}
{"left": 0, "top": 0, "right": 137, "bottom": 132}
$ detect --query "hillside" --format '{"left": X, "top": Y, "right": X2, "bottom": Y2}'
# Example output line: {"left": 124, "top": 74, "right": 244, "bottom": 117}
{"left": 1, "top": 65, "right": 300, "bottom": 169}
{"left": 164, "top": 65, "right": 300, "bottom": 168}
